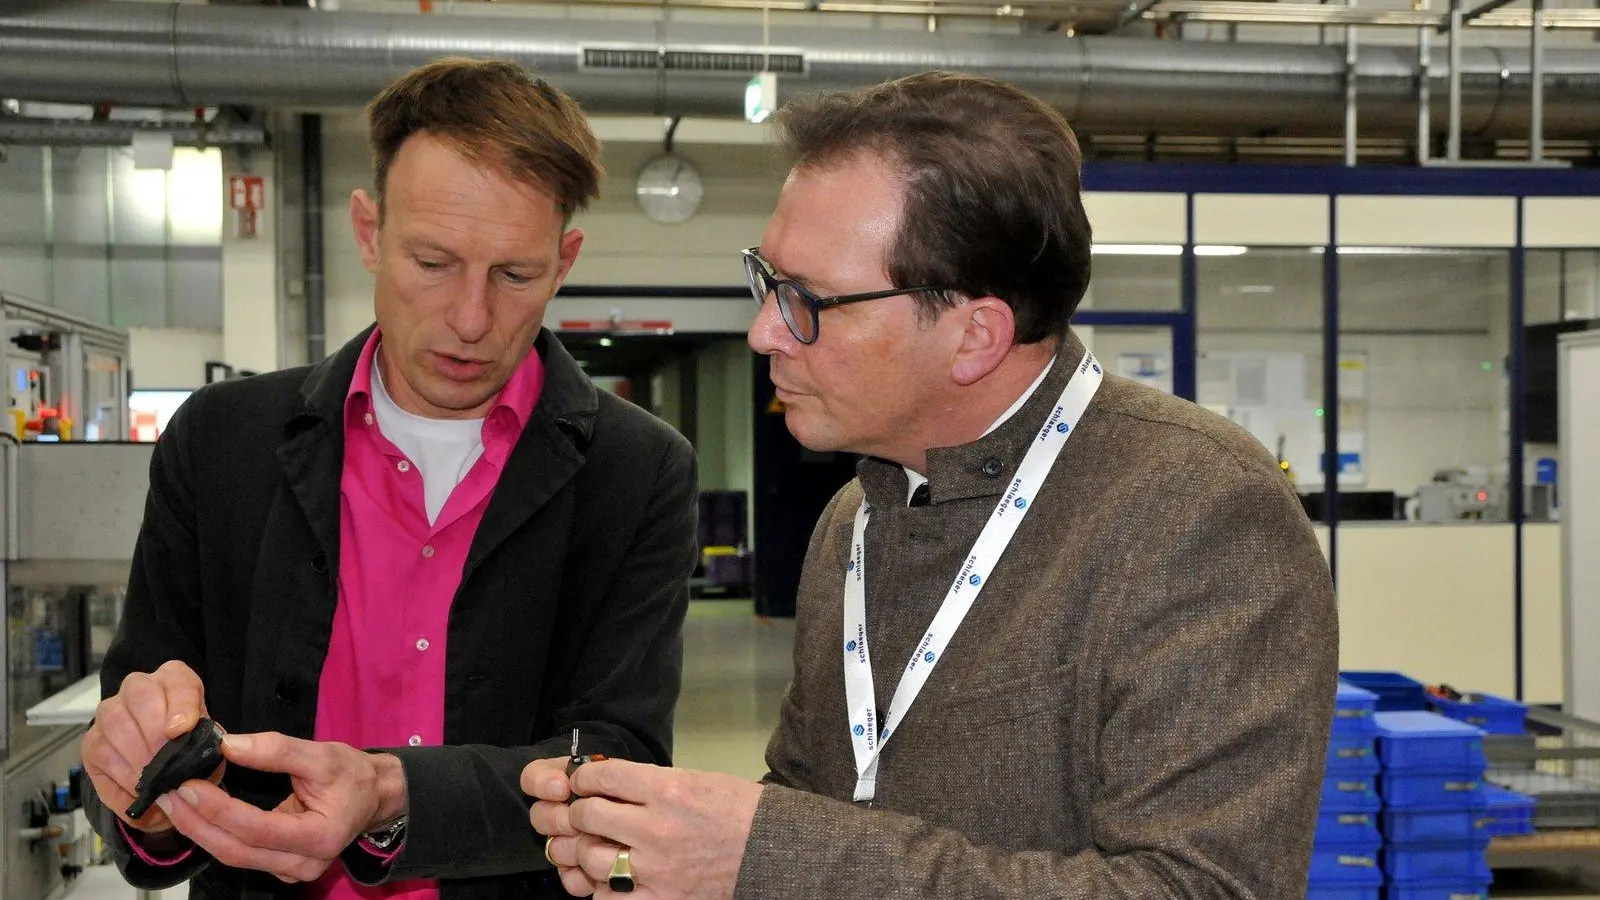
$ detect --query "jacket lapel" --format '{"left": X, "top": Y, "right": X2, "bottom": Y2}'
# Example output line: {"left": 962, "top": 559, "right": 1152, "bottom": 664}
{"left": 464, "top": 329, "right": 598, "bottom": 577}
{"left": 275, "top": 328, "right": 368, "bottom": 576}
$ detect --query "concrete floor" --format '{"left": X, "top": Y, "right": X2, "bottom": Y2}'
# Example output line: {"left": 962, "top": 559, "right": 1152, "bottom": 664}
{"left": 61, "top": 600, "right": 1600, "bottom": 900}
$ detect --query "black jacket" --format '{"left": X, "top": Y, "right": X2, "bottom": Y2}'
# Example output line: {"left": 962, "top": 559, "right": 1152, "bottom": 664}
{"left": 84, "top": 327, "right": 698, "bottom": 899}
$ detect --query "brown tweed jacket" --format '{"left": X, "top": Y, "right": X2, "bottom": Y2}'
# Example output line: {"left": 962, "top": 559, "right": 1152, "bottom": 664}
{"left": 734, "top": 332, "right": 1338, "bottom": 899}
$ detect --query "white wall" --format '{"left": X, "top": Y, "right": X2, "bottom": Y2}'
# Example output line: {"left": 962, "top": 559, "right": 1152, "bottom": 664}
{"left": 128, "top": 326, "right": 222, "bottom": 390}
{"left": 1332, "top": 522, "right": 1563, "bottom": 704}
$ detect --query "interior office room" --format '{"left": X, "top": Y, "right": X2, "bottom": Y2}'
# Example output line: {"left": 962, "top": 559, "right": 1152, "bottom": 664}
{"left": 3, "top": 0, "right": 1600, "bottom": 898}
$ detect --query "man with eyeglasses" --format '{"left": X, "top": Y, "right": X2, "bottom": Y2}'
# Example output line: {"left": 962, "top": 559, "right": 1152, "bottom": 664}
{"left": 527, "top": 71, "right": 1337, "bottom": 899}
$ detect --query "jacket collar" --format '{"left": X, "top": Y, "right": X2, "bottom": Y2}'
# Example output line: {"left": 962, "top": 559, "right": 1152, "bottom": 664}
{"left": 857, "top": 330, "right": 1091, "bottom": 510}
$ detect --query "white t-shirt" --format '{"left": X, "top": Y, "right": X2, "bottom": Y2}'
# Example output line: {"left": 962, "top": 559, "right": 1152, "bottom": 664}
{"left": 371, "top": 353, "right": 486, "bottom": 525}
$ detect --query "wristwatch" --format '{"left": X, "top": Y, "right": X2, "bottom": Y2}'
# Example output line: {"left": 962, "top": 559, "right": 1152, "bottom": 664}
{"left": 362, "top": 815, "right": 407, "bottom": 851}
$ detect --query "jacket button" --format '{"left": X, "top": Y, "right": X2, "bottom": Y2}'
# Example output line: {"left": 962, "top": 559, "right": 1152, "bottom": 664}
{"left": 311, "top": 552, "right": 328, "bottom": 574}
{"left": 275, "top": 679, "right": 301, "bottom": 704}
{"left": 981, "top": 457, "right": 1004, "bottom": 478}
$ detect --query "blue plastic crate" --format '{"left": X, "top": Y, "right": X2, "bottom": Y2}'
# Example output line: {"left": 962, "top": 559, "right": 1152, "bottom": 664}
{"left": 1426, "top": 692, "right": 1527, "bottom": 736}
{"left": 1323, "top": 773, "right": 1382, "bottom": 810}
{"left": 1317, "top": 808, "right": 1383, "bottom": 847}
{"left": 1375, "top": 712, "right": 1486, "bottom": 771}
{"left": 1383, "top": 848, "right": 1490, "bottom": 882}
{"left": 1381, "top": 808, "right": 1488, "bottom": 845}
{"left": 1328, "top": 737, "right": 1381, "bottom": 774}
{"left": 1335, "top": 681, "right": 1381, "bottom": 736}
{"left": 1341, "top": 671, "right": 1427, "bottom": 712}
{"left": 1309, "top": 888, "right": 1380, "bottom": 900}
{"left": 1311, "top": 845, "right": 1384, "bottom": 883}
{"left": 1380, "top": 772, "right": 1486, "bottom": 809}
{"left": 1383, "top": 881, "right": 1489, "bottom": 900}
{"left": 1479, "top": 785, "right": 1535, "bottom": 837}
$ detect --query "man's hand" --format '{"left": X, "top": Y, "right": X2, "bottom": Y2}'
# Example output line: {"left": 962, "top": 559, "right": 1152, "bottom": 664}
{"left": 530, "top": 760, "right": 762, "bottom": 900}
{"left": 81, "top": 660, "right": 218, "bottom": 835}
{"left": 157, "top": 732, "right": 407, "bottom": 884}
{"left": 523, "top": 755, "right": 601, "bottom": 896}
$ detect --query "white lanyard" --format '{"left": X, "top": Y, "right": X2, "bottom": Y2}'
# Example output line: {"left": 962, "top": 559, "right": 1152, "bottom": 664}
{"left": 842, "top": 351, "right": 1103, "bottom": 802}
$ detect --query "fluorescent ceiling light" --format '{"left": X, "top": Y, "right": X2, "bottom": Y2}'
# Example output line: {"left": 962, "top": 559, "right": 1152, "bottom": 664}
{"left": 1092, "top": 244, "right": 1248, "bottom": 256}
{"left": 1307, "top": 246, "right": 1503, "bottom": 256}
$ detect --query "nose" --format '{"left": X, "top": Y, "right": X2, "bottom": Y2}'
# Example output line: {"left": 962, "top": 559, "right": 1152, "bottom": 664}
{"left": 446, "top": 274, "right": 493, "bottom": 344}
{"left": 747, "top": 295, "right": 793, "bottom": 357}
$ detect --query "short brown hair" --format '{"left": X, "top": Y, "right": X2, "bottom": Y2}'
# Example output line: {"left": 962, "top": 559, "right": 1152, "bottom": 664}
{"left": 366, "top": 57, "right": 603, "bottom": 223}
{"left": 774, "top": 71, "right": 1092, "bottom": 344}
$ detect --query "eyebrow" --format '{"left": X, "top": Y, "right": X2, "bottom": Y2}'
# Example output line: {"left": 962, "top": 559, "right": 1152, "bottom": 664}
{"left": 764, "top": 254, "right": 833, "bottom": 296}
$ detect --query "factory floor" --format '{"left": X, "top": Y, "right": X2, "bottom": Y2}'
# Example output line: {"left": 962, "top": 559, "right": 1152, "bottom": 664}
{"left": 63, "top": 601, "right": 1600, "bottom": 900}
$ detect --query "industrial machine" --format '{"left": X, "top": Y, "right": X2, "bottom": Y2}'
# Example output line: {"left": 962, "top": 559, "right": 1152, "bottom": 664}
{"left": 1412, "top": 469, "right": 1505, "bottom": 522}
{"left": 1, "top": 441, "right": 149, "bottom": 900}
{"left": 0, "top": 291, "right": 130, "bottom": 444}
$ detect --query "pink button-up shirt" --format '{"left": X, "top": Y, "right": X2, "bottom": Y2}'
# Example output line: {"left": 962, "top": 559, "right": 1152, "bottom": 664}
{"left": 307, "top": 330, "right": 544, "bottom": 900}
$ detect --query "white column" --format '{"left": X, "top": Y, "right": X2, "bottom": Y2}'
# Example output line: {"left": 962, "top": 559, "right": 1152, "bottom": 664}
{"left": 221, "top": 152, "right": 280, "bottom": 373}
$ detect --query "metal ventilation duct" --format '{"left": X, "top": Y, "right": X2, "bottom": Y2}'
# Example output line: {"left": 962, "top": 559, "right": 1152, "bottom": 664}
{"left": 2, "top": 0, "right": 1600, "bottom": 138}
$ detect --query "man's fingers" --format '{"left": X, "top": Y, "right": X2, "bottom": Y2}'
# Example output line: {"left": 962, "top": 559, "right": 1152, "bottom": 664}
{"left": 559, "top": 865, "right": 600, "bottom": 898}
{"left": 219, "top": 732, "right": 324, "bottom": 779}
{"left": 90, "top": 739, "right": 141, "bottom": 797}
{"left": 174, "top": 780, "right": 330, "bottom": 857}
{"left": 521, "top": 756, "right": 570, "bottom": 801}
{"left": 567, "top": 759, "right": 659, "bottom": 806}
{"left": 119, "top": 674, "right": 176, "bottom": 755}
{"left": 164, "top": 791, "right": 328, "bottom": 884}
{"left": 573, "top": 834, "right": 629, "bottom": 887}
{"left": 95, "top": 696, "right": 157, "bottom": 766}
{"left": 567, "top": 796, "right": 652, "bottom": 852}
{"left": 529, "top": 800, "right": 574, "bottom": 837}
{"left": 153, "top": 661, "right": 208, "bottom": 738}
{"left": 544, "top": 833, "right": 581, "bottom": 867}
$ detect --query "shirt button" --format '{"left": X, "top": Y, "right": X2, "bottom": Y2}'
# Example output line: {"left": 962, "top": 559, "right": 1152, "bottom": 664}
{"left": 416, "top": 638, "right": 430, "bottom": 652}
{"left": 422, "top": 545, "right": 435, "bottom": 559}
{"left": 364, "top": 412, "right": 374, "bottom": 426}
{"left": 397, "top": 460, "right": 411, "bottom": 473}
{"left": 408, "top": 734, "right": 422, "bottom": 747}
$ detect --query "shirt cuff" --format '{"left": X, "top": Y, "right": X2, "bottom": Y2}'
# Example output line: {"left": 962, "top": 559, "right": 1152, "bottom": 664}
{"left": 116, "top": 819, "right": 197, "bottom": 867}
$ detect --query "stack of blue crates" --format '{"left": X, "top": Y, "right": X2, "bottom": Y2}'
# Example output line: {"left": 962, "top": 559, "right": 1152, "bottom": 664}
{"left": 1308, "top": 681, "right": 1384, "bottom": 900}
{"left": 1376, "top": 711, "right": 1491, "bottom": 900}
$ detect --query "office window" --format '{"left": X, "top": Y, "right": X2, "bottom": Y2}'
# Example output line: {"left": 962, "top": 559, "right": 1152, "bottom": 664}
{"left": 1196, "top": 247, "right": 1325, "bottom": 495}
{"left": 1340, "top": 249, "right": 1511, "bottom": 523}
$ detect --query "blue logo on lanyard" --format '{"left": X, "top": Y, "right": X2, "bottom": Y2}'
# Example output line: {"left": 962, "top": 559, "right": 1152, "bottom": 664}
{"left": 1014, "top": 497, "right": 1027, "bottom": 509}
{"left": 846, "top": 640, "right": 857, "bottom": 653}
{"left": 1092, "top": 364, "right": 1102, "bottom": 374}
{"left": 853, "top": 724, "right": 866, "bottom": 737}
{"left": 923, "top": 651, "right": 936, "bottom": 663}
{"left": 1056, "top": 422, "right": 1070, "bottom": 434}
{"left": 969, "top": 574, "right": 982, "bottom": 586}
{"left": 846, "top": 560, "right": 855, "bottom": 572}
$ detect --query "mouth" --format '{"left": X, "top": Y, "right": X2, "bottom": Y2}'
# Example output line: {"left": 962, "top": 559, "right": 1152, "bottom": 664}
{"left": 432, "top": 352, "right": 491, "bottom": 381}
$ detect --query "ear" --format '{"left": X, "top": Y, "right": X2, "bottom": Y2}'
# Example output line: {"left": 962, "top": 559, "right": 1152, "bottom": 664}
{"left": 949, "top": 297, "right": 1017, "bottom": 387}
{"left": 350, "top": 189, "right": 381, "bottom": 275}
{"left": 552, "top": 227, "right": 586, "bottom": 291}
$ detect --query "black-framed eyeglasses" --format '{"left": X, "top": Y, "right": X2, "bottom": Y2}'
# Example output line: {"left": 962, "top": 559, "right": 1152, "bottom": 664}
{"left": 742, "top": 247, "right": 959, "bottom": 345}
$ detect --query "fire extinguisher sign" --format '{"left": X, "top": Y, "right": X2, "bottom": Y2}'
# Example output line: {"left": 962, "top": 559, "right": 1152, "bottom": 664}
{"left": 229, "top": 175, "right": 265, "bottom": 211}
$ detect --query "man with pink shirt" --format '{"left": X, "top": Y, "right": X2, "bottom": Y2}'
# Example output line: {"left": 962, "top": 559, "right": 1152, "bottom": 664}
{"left": 76, "top": 58, "right": 698, "bottom": 900}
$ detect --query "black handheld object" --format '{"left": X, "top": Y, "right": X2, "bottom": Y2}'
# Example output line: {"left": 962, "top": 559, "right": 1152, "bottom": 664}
{"left": 564, "top": 728, "right": 606, "bottom": 803}
{"left": 126, "top": 718, "right": 225, "bottom": 820}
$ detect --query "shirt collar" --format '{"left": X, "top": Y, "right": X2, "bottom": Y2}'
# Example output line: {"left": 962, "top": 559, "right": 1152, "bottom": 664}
{"left": 343, "top": 329, "right": 545, "bottom": 439}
